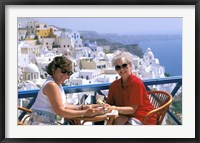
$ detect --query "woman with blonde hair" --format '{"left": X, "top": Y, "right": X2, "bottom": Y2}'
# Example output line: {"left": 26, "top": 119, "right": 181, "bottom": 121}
{"left": 105, "top": 51, "right": 156, "bottom": 125}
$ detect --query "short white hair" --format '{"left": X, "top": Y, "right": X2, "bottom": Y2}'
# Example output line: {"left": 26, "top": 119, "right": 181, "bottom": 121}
{"left": 112, "top": 51, "right": 134, "bottom": 66}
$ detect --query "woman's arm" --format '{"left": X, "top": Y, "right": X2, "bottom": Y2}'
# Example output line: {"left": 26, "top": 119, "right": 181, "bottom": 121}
{"left": 64, "top": 103, "right": 83, "bottom": 110}
{"left": 64, "top": 103, "right": 100, "bottom": 111}
{"left": 108, "top": 104, "right": 138, "bottom": 115}
{"left": 43, "top": 82, "right": 101, "bottom": 119}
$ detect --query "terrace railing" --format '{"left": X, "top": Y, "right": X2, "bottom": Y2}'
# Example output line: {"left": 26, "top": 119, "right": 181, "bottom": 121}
{"left": 18, "top": 76, "right": 182, "bottom": 125}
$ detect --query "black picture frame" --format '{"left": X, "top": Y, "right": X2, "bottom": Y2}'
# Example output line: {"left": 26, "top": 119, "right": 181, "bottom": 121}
{"left": 1, "top": 0, "right": 199, "bottom": 143}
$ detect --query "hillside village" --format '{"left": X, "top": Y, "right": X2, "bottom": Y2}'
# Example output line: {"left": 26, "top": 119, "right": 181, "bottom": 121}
{"left": 18, "top": 18, "right": 167, "bottom": 90}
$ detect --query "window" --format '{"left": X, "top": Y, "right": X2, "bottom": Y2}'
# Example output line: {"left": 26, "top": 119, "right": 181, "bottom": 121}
{"left": 28, "top": 75, "right": 30, "bottom": 80}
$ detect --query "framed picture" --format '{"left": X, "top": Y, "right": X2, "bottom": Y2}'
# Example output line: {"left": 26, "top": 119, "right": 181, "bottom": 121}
{"left": 1, "top": 0, "right": 199, "bottom": 143}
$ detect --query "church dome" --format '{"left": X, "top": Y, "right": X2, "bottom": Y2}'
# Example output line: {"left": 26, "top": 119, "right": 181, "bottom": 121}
{"left": 44, "top": 53, "right": 54, "bottom": 57}
{"left": 24, "top": 63, "right": 39, "bottom": 73}
{"left": 144, "top": 48, "right": 154, "bottom": 59}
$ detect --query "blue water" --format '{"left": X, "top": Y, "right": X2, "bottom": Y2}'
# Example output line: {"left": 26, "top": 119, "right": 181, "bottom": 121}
{"left": 139, "top": 39, "right": 182, "bottom": 76}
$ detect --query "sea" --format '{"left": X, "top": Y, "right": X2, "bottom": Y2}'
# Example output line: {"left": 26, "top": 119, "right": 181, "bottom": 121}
{"left": 138, "top": 39, "right": 182, "bottom": 76}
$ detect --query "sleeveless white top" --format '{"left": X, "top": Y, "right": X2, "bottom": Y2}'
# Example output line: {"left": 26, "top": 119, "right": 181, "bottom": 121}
{"left": 31, "top": 76, "right": 66, "bottom": 115}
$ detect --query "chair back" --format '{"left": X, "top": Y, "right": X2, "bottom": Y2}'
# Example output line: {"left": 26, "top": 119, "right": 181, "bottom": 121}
{"left": 18, "top": 106, "right": 32, "bottom": 125}
{"left": 143, "top": 90, "right": 172, "bottom": 125}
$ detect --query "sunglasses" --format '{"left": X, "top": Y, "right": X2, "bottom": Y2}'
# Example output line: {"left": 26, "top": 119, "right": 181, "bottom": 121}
{"left": 115, "top": 63, "right": 128, "bottom": 71}
{"left": 58, "top": 67, "right": 73, "bottom": 76}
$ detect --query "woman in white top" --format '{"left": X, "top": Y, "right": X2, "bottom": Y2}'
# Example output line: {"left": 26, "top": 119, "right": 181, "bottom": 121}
{"left": 29, "top": 55, "right": 101, "bottom": 125}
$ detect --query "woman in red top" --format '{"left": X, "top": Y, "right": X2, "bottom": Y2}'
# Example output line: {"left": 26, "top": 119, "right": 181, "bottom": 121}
{"left": 105, "top": 51, "right": 156, "bottom": 125}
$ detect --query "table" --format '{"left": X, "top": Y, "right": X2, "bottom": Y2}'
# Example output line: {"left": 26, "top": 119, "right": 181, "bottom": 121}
{"left": 66, "top": 114, "right": 117, "bottom": 125}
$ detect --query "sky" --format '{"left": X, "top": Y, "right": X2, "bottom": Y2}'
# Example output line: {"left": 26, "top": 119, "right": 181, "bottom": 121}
{"left": 34, "top": 17, "right": 182, "bottom": 35}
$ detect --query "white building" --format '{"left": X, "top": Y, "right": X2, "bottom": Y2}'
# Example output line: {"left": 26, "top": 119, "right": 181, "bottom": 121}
{"left": 18, "top": 41, "right": 40, "bottom": 67}
{"left": 23, "top": 63, "right": 40, "bottom": 82}
{"left": 17, "top": 18, "right": 167, "bottom": 91}
{"left": 18, "top": 18, "right": 37, "bottom": 40}
{"left": 69, "top": 31, "right": 83, "bottom": 48}
{"left": 42, "top": 38, "right": 55, "bottom": 50}
{"left": 79, "top": 69, "right": 101, "bottom": 80}
{"left": 18, "top": 29, "right": 27, "bottom": 41}
{"left": 53, "top": 31, "right": 74, "bottom": 54}
{"left": 67, "top": 78, "right": 90, "bottom": 86}
{"left": 35, "top": 52, "right": 64, "bottom": 78}
{"left": 134, "top": 48, "right": 165, "bottom": 79}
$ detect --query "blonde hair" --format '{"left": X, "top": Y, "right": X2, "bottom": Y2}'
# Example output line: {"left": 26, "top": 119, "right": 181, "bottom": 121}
{"left": 112, "top": 51, "right": 134, "bottom": 66}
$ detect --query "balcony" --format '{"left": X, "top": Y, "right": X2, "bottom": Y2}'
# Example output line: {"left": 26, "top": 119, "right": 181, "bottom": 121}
{"left": 18, "top": 76, "right": 182, "bottom": 125}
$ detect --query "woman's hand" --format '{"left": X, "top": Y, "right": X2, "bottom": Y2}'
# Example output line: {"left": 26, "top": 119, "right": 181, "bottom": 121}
{"left": 83, "top": 104, "right": 100, "bottom": 110}
{"left": 84, "top": 108, "right": 101, "bottom": 117}
{"left": 103, "top": 103, "right": 113, "bottom": 113}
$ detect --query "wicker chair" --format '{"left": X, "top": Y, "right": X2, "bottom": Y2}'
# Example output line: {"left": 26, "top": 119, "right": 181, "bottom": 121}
{"left": 143, "top": 90, "right": 173, "bottom": 125}
{"left": 18, "top": 106, "right": 32, "bottom": 125}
